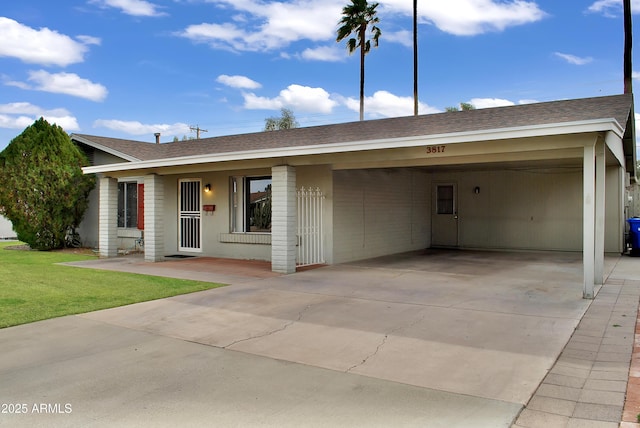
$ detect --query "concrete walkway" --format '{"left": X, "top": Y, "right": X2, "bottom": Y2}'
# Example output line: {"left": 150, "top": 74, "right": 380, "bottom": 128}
{"left": 0, "top": 250, "right": 638, "bottom": 427}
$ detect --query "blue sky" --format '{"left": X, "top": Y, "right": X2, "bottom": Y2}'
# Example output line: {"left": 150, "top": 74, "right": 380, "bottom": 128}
{"left": 0, "top": 0, "right": 639, "bottom": 151}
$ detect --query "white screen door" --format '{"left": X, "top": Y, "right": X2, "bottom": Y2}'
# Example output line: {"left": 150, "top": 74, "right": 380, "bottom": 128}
{"left": 178, "top": 179, "right": 202, "bottom": 252}
{"left": 432, "top": 183, "right": 458, "bottom": 247}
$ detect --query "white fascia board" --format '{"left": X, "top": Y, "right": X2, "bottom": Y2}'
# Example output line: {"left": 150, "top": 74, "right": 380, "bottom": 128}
{"left": 604, "top": 130, "right": 626, "bottom": 167}
{"left": 72, "top": 134, "right": 140, "bottom": 162}
{"left": 82, "top": 118, "right": 623, "bottom": 175}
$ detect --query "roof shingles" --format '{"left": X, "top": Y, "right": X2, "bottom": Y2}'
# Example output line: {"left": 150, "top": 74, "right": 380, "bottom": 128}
{"left": 73, "top": 94, "right": 633, "bottom": 162}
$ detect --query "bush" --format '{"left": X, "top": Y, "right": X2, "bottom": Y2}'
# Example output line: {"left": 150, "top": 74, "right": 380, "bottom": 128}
{"left": 0, "top": 118, "right": 95, "bottom": 250}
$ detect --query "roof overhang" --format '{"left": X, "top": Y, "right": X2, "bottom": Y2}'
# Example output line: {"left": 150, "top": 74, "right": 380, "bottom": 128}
{"left": 72, "top": 134, "right": 141, "bottom": 163}
{"left": 82, "top": 118, "right": 625, "bottom": 175}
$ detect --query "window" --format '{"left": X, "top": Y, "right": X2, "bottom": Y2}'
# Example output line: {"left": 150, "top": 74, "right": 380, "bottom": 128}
{"left": 230, "top": 176, "right": 272, "bottom": 233}
{"left": 436, "top": 185, "right": 454, "bottom": 215}
{"left": 118, "top": 182, "right": 138, "bottom": 228}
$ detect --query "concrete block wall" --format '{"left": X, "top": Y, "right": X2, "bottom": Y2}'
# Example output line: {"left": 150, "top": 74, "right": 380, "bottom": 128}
{"left": 333, "top": 169, "right": 430, "bottom": 263}
{"left": 271, "top": 165, "right": 296, "bottom": 273}
{"left": 98, "top": 177, "right": 118, "bottom": 257}
{"left": 144, "top": 174, "right": 165, "bottom": 262}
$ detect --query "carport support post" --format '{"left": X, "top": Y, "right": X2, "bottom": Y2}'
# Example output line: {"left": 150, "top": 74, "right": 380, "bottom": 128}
{"left": 583, "top": 142, "right": 596, "bottom": 299}
{"left": 144, "top": 174, "right": 164, "bottom": 262}
{"left": 595, "top": 139, "right": 606, "bottom": 286}
{"left": 271, "top": 165, "right": 297, "bottom": 274}
{"left": 98, "top": 176, "right": 118, "bottom": 258}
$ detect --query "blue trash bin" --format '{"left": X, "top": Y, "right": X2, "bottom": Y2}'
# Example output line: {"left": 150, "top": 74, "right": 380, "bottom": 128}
{"left": 628, "top": 218, "right": 640, "bottom": 255}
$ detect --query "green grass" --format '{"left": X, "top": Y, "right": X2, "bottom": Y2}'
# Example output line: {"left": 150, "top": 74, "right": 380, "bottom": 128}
{"left": 0, "top": 241, "right": 225, "bottom": 328}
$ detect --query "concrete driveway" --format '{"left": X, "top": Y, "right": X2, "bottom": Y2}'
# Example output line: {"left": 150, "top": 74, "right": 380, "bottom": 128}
{"left": 0, "top": 250, "right": 617, "bottom": 427}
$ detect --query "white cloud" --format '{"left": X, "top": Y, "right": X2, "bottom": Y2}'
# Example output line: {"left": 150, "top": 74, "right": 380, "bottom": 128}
{"left": 216, "top": 74, "right": 262, "bottom": 89}
{"left": 243, "top": 84, "right": 338, "bottom": 113}
{"left": 300, "top": 45, "right": 344, "bottom": 62}
{"left": 383, "top": 30, "right": 413, "bottom": 48}
{"left": 0, "top": 102, "right": 79, "bottom": 131}
{"left": 243, "top": 93, "right": 282, "bottom": 110}
{"left": 7, "top": 70, "right": 108, "bottom": 102}
{"left": 468, "top": 98, "right": 515, "bottom": 108}
{"left": 0, "top": 18, "right": 92, "bottom": 66}
{"left": 0, "top": 115, "right": 35, "bottom": 130}
{"left": 180, "top": 0, "right": 546, "bottom": 55}
{"left": 178, "top": 0, "right": 343, "bottom": 51}
{"left": 93, "top": 119, "right": 191, "bottom": 136}
{"left": 632, "top": 71, "right": 640, "bottom": 80}
{"left": 76, "top": 35, "right": 102, "bottom": 45}
{"left": 554, "top": 52, "right": 593, "bottom": 65}
{"left": 344, "top": 91, "right": 439, "bottom": 117}
{"left": 463, "top": 98, "right": 537, "bottom": 108}
{"left": 382, "top": 0, "right": 546, "bottom": 36}
{"left": 88, "top": 0, "right": 167, "bottom": 17}
{"left": 588, "top": 0, "right": 640, "bottom": 17}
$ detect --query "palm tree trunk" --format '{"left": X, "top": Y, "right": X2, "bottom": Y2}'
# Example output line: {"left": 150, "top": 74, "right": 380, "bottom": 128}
{"left": 413, "top": 0, "right": 418, "bottom": 116}
{"left": 359, "top": 25, "right": 366, "bottom": 121}
{"left": 624, "top": 0, "right": 633, "bottom": 94}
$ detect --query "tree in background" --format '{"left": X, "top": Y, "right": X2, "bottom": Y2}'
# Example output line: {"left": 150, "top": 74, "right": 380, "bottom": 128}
{"left": 172, "top": 135, "right": 195, "bottom": 142}
{"left": 264, "top": 108, "right": 299, "bottom": 131}
{"left": 0, "top": 118, "right": 95, "bottom": 250}
{"left": 445, "top": 102, "right": 476, "bottom": 112}
{"left": 337, "top": 0, "right": 381, "bottom": 121}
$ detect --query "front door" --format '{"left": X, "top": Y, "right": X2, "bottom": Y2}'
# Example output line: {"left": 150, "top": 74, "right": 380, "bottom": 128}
{"left": 432, "top": 183, "right": 458, "bottom": 247}
{"left": 178, "top": 179, "right": 202, "bottom": 252}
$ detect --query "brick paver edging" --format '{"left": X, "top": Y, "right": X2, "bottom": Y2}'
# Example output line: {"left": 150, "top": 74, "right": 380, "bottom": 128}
{"left": 514, "top": 278, "right": 640, "bottom": 428}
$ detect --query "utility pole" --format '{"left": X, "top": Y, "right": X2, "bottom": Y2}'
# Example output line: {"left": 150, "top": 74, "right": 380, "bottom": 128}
{"left": 189, "top": 125, "right": 208, "bottom": 139}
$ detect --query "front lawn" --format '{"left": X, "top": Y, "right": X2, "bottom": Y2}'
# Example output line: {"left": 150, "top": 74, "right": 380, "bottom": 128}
{"left": 0, "top": 242, "right": 224, "bottom": 328}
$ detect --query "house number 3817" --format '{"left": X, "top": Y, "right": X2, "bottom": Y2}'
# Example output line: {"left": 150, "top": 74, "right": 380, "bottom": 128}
{"left": 426, "top": 145, "right": 446, "bottom": 154}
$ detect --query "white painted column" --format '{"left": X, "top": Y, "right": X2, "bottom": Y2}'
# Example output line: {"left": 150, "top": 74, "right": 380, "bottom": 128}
{"left": 594, "top": 140, "right": 606, "bottom": 285}
{"left": 144, "top": 174, "right": 164, "bottom": 262}
{"left": 99, "top": 176, "right": 118, "bottom": 258}
{"left": 583, "top": 143, "right": 596, "bottom": 299}
{"left": 271, "top": 165, "right": 297, "bottom": 274}
{"left": 620, "top": 168, "right": 627, "bottom": 253}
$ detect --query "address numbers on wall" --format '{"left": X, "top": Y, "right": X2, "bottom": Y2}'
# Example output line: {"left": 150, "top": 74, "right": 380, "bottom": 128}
{"left": 426, "top": 145, "right": 447, "bottom": 154}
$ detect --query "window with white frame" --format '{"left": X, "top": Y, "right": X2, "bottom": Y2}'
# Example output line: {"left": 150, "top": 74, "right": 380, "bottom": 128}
{"left": 118, "top": 181, "right": 138, "bottom": 228}
{"left": 230, "top": 176, "right": 272, "bottom": 233}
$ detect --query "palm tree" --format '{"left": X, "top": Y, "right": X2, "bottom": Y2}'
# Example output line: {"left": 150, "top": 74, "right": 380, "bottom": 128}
{"left": 337, "top": 0, "right": 381, "bottom": 121}
{"left": 413, "top": 0, "right": 418, "bottom": 116}
{"left": 624, "top": 0, "right": 632, "bottom": 94}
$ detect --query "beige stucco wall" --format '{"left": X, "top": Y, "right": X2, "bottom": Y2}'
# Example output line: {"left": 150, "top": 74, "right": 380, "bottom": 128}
{"left": 77, "top": 187, "right": 99, "bottom": 248}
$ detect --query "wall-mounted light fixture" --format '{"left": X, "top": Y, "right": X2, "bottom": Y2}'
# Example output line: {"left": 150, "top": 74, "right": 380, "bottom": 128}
{"left": 204, "top": 184, "right": 211, "bottom": 193}
{"left": 473, "top": 186, "right": 480, "bottom": 194}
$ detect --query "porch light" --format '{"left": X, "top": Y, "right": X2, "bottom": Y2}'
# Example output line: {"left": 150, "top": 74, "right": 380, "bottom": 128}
{"left": 474, "top": 186, "right": 480, "bottom": 194}
{"left": 204, "top": 184, "right": 211, "bottom": 193}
